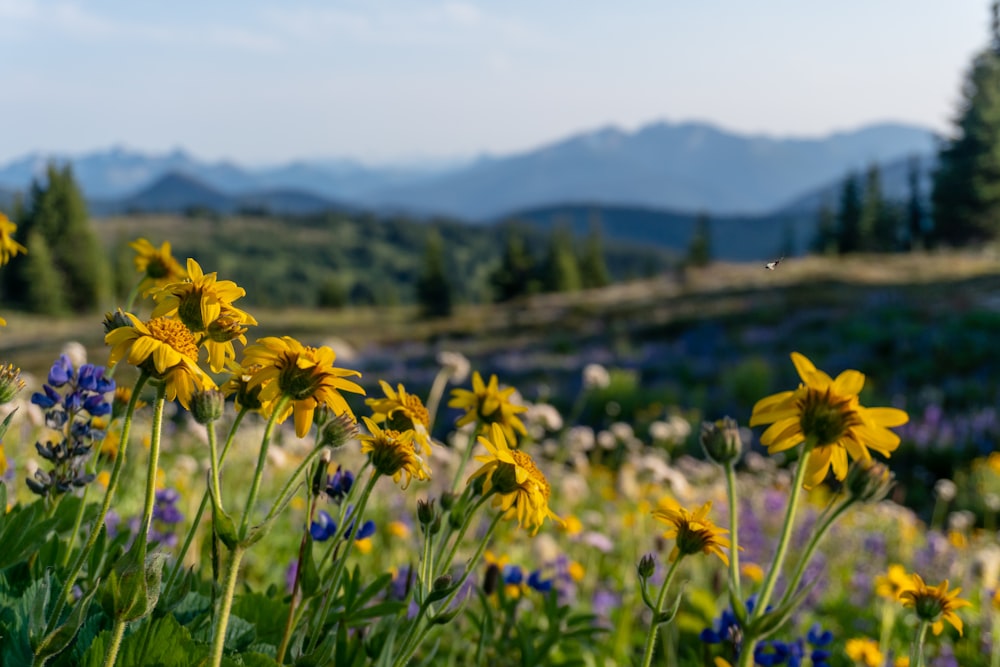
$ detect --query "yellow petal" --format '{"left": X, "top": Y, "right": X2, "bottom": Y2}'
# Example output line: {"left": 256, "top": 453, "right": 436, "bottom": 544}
{"left": 863, "top": 407, "right": 909, "bottom": 427}
{"left": 833, "top": 369, "right": 865, "bottom": 396}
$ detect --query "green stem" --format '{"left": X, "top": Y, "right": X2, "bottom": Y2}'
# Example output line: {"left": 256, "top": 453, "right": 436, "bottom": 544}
{"left": 239, "top": 396, "right": 289, "bottom": 539}
{"left": 723, "top": 462, "right": 743, "bottom": 604}
{"left": 137, "top": 384, "right": 167, "bottom": 557}
{"left": 260, "top": 447, "right": 328, "bottom": 529}
{"left": 209, "top": 545, "right": 246, "bottom": 667}
{"left": 450, "top": 423, "right": 481, "bottom": 493}
{"left": 305, "top": 471, "right": 380, "bottom": 652}
{"left": 878, "top": 603, "right": 896, "bottom": 662}
{"left": 991, "top": 606, "right": 1000, "bottom": 667}
{"left": 909, "top": 620, "right": 929, "bottom": 667}
{"left": 45, "top": 373, "right": 149, "bottom": 635}
{"left": 639, "top": 557, "right": 683, "bottom": 667}
{"left": 207, "top": 418, "right": 224, "bottom": 514}
{"left": 393, "top": 511, "right": 503, "bottom": 667}
{"left": 276, "top": 478, "right": 320, "bottom": 666}
{"left": 101, "top": 617, "right": 128, "bottom": 667}
{"left": 62, "top": 484, "right": 91, "bottom": 568}
{"left": 420, "top": 512, "right": 435, "bottom": 600}
{"left": 738, "top": 447, "right": 813, "bottom": 667}
{"left": 776, "top": 497, "right": 854, "bottom": 609}
{"left": 432, "top": 484, "right": 473, "bottom": 567}
{"left": 437, "top": 494, "right": 492, "bottom": 578}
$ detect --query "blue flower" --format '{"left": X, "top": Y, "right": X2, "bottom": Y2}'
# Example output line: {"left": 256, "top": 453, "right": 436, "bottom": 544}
{"left": 527, "top": 569, "right": 553, "bottom": 593}
{"left": 311, "top": 510, "right": 338, "bottom": 541}
{"left": 48, "top": 355, "right": 74, "bottom": 387}
{"left": 503, "top": 565, "right": 524, "bottom": 586}
{"left": 31, "top": 384, "right": 61, "bottom": 409}
{"left": 807, "top": 624, "right": 832, "bottom": 646}
{"left": 354, "top": 519, "right": 376, "bottom": 540}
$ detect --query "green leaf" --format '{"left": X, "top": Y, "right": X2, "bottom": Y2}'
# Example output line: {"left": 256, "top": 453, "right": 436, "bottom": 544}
{"left": 222, "top": 615, "right": 257, "bottom": 653}
{"left": 235, "top": 652, "right": 280, "bottom": 667}
{"left": 115, "top": 614, "right": 205, "bottom": 667}
{"left": 214, "top": 509, "right": 239, "bottom": 551}
{"left": 0, "top": 576, "right": 46, "bottom": 667}
{"left": 231, "top": 593, "right": 287, "bottom": 647}
{"left": 299, "top": 534, "right": 321, "bottom": 599}
{"left": 28, "top": 569, "right": 53, "bottom": 646}
{"left": 33, "top": 581, "right": 100, "bottom": 661}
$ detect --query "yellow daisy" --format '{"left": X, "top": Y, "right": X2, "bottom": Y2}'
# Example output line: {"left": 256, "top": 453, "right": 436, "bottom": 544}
{"left": 750, "top": 352, "right": 909, "bottom": 489}
{"left": 900, "top": 573, "right": 971, "bottom": 636}
{"left": 152, "top": 258, "right": 256, "bottom": 335}
{"left": 845, "top": 638, "right": 884, "bottom": 667}
{"left": 652, "top": 498, "right": 733, "bottom": 565}
{"left": 242, "top": 336, "right": 364, "bottom": 437}
{"left": 359, "top": 417, "right": 429, "bottom": 489}
{"left": 366, "top": 380, "right": 433, "bottom": 455}
{"left": 0, "top": 213, "right": 27, "bottom": 266}
{"left": 467, "top": 423, "right": 559, "bottom": 535}
{"left": 220, "top": 361, "right": 266, "bottom": 412}
{"left": 448, "top": 371, "right": 528, "bottom": 444}
{"left": 874, "top": 563, "right": 916, "bottom": 601}
{"left": 129, "top": 238, "right": 186, "bottom": 295}
{"left": 104, "top": 313, "right": 216, "bottom": 409}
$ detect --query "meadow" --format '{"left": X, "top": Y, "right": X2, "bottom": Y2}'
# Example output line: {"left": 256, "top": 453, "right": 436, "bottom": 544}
{"left": 1, "top": 237, "right": 1000, "bottom": 667}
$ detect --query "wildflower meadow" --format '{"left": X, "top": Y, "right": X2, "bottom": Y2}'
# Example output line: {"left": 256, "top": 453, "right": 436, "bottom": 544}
{"left": 0, "top": 220, "right": 998, "bottom": 667}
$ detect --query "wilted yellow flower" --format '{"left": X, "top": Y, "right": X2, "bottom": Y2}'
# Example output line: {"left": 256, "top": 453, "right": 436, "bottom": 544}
{"left": 0, "top": 212, "right": 27, "bottom": 266}
{"left": 468, "top": 423, "right": 559, "bottom": 535}
{"left": 130, "top": 238, "right": 186, "bottom": 294}
{"left": 242, "top": 336, "right": 364, "bottom": 437}
{"left": 845, "top": 637, "right": 883, "bottom": 667}
{"left": 105, "top": 313, "right": 215, "bottom": 409}
{"left": 652, "top": 499, "right": 733, "bottom": 565}
{"left": 900, "top": 573, "right": 971, "bottom": 636}
{"left": 449, "top": 371, "right": 528, "bottom": 444}
{"left": 750, "top": 352, "right": 909, "bottom": 489}
{"left": 366, "top": 380, "right": 433, "bottom": 455}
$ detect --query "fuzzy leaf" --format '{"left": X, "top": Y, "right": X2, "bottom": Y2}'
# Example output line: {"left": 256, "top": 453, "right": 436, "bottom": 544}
{"left": 33, "top": 582, "right": 100, "bottom": 661}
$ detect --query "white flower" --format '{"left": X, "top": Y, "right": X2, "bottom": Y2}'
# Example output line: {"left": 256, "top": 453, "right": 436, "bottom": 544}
{"left": 526, "top": 403, "right": 564, "bottom": 432}
{"left": 609, "top": 421, "right": 634, "bottom": 441}
{"left": 437, "top": 350, "right": 470, "bottom": 384}
{"left": 565, "top": 426, "right": 595, "bottom": 453}
{"left": 582, "top": 363, "right": 610, "bottom": 390}
{"left": 597, "top": 430, "right": 617, "bottom": 450}
{"left": 934, "top": 478, "right": 957, "bottom": 502}
{"left": 61, "top": 341, "right": 88, "bottom": 368}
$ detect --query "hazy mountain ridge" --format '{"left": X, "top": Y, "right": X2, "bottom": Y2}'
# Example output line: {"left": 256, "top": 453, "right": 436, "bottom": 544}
{"left": 0, "top": 119, "right": 936, "bottom": 220}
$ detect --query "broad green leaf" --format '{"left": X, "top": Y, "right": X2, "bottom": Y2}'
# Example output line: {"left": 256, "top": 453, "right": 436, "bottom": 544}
{"left": 33, "top": 581, "right": 100, "bottom": 661}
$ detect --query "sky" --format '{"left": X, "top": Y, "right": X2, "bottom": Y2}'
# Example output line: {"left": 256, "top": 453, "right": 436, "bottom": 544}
{"left": 0, "top": 0, "right": 991, "bottom": 165}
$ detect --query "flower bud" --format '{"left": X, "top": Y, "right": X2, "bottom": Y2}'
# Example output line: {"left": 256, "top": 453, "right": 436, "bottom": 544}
{"left": 433, "top": 574, "right": 453, "bottom": 591}
{"left": 417, "top": 498, "right": 437, "bottom": 526}
{"left": 103, "top": 309, "right": 133, "bottom": 334}
{"left": 191, "top": 389, "right": 225, "bottom": 424}
{"left": 0, "top": 363, "right": 25, "bottom": 405}
{"left": 439, "top": 491, "right": 457, "bottom": 511}
{"left": 845, "top": 460, "right": 894, "bottom": 504}
{"left": 637, "top": 553, "right": 656, "bottom": 580}
{"left": 700, "top": 417, "right": 742, "bottom": 464}
{"left": 319, "top": 413, "right": 359, "bottom": 450}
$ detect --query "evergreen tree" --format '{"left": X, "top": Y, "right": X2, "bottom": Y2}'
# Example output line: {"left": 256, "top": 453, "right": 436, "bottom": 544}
{"left": 859, "top": 163, "right": 899, "bottom": 252}
{"left": 415, "top": 228, "right": 453, "bottom": 318}
{"left": 19, "top": 231, "right": 66, "bottom": 315}
{"left": 4, "top": 163, "right": 107, "bottom": 313}
{"left": 578, "top": 223, "right": 610, "bottom": 288}
{"left": 539, "top": 225, "right": 581, "bottom": 293}
{"left": 931, "top": 3, "right": 1000, "bottom": 244}
{"left": 836, "top": 172, "right": 863, "bottom": 254}
{"left": 686, "top": 212, "right": 712, "bottom": 267}
{"left": 490, "top": 226, "right": 537, "bottom": 302}
{"left": 906, "top": 155, "right": 926, "bottom": 250}
{"left": 811, "top": 200, "right": 838, "bottom": 256}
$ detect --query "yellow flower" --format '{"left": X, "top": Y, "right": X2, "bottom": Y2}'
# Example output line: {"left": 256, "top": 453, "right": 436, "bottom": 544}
{"left": 468, "top": 423, "right": 559, "bottom": 535}
{"left": 151, "top": 259, "right": 256, "bottom": 372}
{"left": 366, "top": 380, "right": 433, "bottom": 455}
{"left": 359, "top": 417, "right": 429, "bottom": 489}
{"left": 750, "top": 352, "right": 909, "bottom": 489}
{"left": 354, "top": 537, "right": 373, "bottom": 554}
{"left": 449, "top": 371, "right": 528, "bottom": 444}
{"left": 0, "top": 212, "right": 27, "bottom": 266}
{"left": 130, "top": 238, "right": 186, "bottom": 295}
{"left": 560, "top": 514, "right": 584, "bottom": 536}
{"left": 0, "top": 443, "right": 7, "bottom": 476}
{"left": 900, "top": 573, "right": 971, "bottom": 635}
{"left": 741, "top": 562, "right": 765, "bottom": 583}
{"left": 845, "top": 637, "right": 884, "bottom": 667}
{"left": 993, "top": 588, "right": 1000, "bottom": 612}
{"left": 388, "top": 521, "right": 411, "bottom": 539}
{"left": 714, "top": 659, "right": 733, "bottom": 667}
{"left": 652, "top": 499, "right": 733, "bottom": 565}
{"left": 105, "top": 313, "right": 215, "bottom": 409}
{"left": 875, "top": 564, "right": 916, "bottom": 601}
{"left": 567, "top": 561, "right": 585, "bottom": 582}
{"left": 221, "top": 362, "right": 265, "bottom": 412}
{"left": 894, "top": 658, "right": 910, "bottom": 667}
{"left": 243, "top": 336, "right": 365, "bottom": 437}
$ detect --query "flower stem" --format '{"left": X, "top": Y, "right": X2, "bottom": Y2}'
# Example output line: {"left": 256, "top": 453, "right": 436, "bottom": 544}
{"left": 101, "top": 617, "right": 127, "bottom": 667}
{"left": 210, "top": 545, "right": 246, "bottom": 667}
{"left": 639, "top": 557, "right": 683, "bottom": 667}
{"left": 776, "top": 497, "right": 854, "bottom": 609}
{"left": 437, "top": 494, "right": 492, "bottom": 577}
{"left": 449, "top": 423, "right": 481, "bottom": 493}
{"left": 45, "top": 372, "right": 149, "bottom": 635}
{"left": 276, "top": 479, "right": 320, "bottom": 665}
{"left": 424, "top": 368, "right": 450, "bottom": 432}
{"left": 137, "top": 383, "right": 167, "bottom": 557}
{"left": 724, "top": 461, "right": 743, "bottom": 603}
{"left": 910, "top": 620, "right": 929, "bottom": 667}
{"left": 62, "top": 484, "right": 91, "bottom": 568}
{"left": 239, "top": 396, "right": 288, "bottom": 539}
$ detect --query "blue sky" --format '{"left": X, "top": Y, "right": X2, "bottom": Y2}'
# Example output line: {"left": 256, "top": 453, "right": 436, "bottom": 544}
{"left": 0, "top": 0, "right": 989, "bottom": 164}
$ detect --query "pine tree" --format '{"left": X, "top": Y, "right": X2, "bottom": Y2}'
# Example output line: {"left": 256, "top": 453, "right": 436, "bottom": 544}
{"left": 859, "top": 163, "right": 899, "bottom": 252}
{"left": 811, "top": 200, "right": 838, "bottom": 256}
{"left": 539, "top": 225, "right": 581, "bottom": 293}
{"left": 931, "top": 3, "right": 1000, "bottom": 244}
{"left": 415, "top": 228, "right": 453, "bottom": 318}
{"left": 578, "top": 223, "right": 610, "bottom": 288}
{"left": 686, "top": 212, "right": 712, "bottom": 267}
{"left": 490, "top": 226, "right": 537, "bottom": 302}
{"left": 836, "top": 172, "right": 863, "bottom": 254}
{"left": 906, "top": 155, "right": 926, "bottom": 250}
{"left": 19, "top": 231, "right": 66, "bottom": 315}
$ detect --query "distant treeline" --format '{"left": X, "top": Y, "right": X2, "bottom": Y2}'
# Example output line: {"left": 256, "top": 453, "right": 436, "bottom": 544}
{"left": 0, "top": 165, "right": 672, "bottom": 317}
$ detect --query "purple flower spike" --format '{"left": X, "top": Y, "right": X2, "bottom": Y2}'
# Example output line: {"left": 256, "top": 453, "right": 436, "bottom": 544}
{"left": 48, "top": 355, "right": 74, "bottom": 387}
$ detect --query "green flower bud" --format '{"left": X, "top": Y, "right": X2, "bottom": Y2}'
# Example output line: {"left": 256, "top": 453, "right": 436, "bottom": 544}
{"left": 319, "top": 413, "right": 359, "bottom": 450}
{"left": 0, "top": 364, "right": 25, "bottom": 405}
{"left": 191, "top": 389, "right": 225, "bottom": 424}
{"left": 103, "top": 308, "right": 133, "bottom": 334}
{"left": 637, "top": 553, "right": 656, "bottom": 580}
{"left": 700, "top": 417, "right": 743, "bottom": 464}
{"left": 433, "top": 574, "right": 453, "bottom": 591}
{"left": 845, "top": 459, "right": 894, "bottom": 504}
{"left": 417, "top": 498, "right": 437, "bottom": 526}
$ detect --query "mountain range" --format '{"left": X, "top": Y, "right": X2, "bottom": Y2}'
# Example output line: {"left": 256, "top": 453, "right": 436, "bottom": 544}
{"left": 0, "top": 119, "right": 937, "bottom": 223}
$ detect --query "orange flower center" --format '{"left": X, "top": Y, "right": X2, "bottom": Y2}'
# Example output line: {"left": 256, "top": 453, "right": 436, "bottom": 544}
{"left": 145, "top": 317, "right": 199, "bottom": 361}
